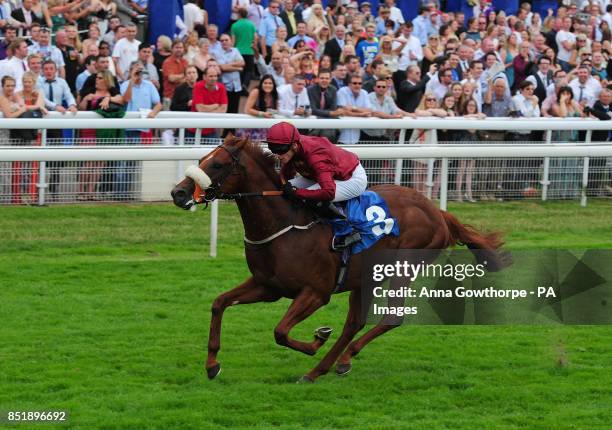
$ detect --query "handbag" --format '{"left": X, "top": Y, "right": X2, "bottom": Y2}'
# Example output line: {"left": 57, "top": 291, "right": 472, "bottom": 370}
{"left": 10, "top": 109, "right": 42, "bottom": 141}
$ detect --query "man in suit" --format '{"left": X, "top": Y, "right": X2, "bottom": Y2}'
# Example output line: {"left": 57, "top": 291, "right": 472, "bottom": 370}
{"left": 11, "top": 0, "right": 44, "bottom": 36}
{"left": 307, "top": 69, "right": 344, "bottom": 142}
{"left": 323, "top": 25, "right": 346, "bottom": 66}
{"left": 279, "top": 0, "right": 302, "bottom": 39}
{"left": 398, "top": 64, "right": 434, "bottom": 113}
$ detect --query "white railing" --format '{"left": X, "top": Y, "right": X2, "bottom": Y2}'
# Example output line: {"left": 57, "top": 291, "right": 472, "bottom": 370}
{"left": 1, "top": 114, "right": 610, "bottom": 257}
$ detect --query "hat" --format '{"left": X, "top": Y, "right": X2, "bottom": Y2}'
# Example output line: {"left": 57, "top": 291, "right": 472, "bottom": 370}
{"left": 361, "top": 1, "right": 371, "bottom": 7}
{"left": 265, "top": 122, "right": 300, "bottom": 154}
{"left": 347, "top": 1, "right": 358, "bottom": 9}
{"left": 578, "top": 47, "right": 592, "bottom": 56}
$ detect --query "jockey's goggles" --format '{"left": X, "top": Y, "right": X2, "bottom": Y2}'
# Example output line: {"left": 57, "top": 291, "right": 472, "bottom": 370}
{"left": 266, "top": 142, "right": 293, "bottom": 155}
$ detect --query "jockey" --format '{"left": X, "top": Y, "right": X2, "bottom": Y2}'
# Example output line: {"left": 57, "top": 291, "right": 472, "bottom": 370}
{"left": 265, "top": 121, "right": 368, "bottom": 249}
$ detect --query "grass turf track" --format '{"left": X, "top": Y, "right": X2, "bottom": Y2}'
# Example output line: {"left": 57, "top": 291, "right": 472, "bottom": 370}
{"left": 1, "top": 200, "right": 612, "bottom": 430}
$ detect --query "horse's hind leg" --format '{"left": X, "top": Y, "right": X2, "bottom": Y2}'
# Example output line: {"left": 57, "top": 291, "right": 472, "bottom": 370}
{"left": 273, "top": 289, "right": 332, "bottom": 356}
{"left": 335, "top": 294, "right": 405, "bottom": 376}
{"left": 301, "top": 289, "right": 364, "bottom": 382}
{"left": 207, "top": 277, "right": 280, "bottom": 379}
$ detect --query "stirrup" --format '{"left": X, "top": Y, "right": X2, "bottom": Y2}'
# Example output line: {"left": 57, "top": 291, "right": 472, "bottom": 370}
{"left": 331, "top": 232, "right": 362, "bottom": 251}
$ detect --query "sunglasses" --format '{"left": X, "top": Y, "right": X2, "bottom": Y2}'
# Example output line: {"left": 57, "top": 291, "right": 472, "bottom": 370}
{"left": 351, "top": 82, "right": 362, "bottom": 85}
{"left": 376, "top": 85, "right": 387, "bottom": 89}
{"left": 267, "top": 143, "right": 291, "bottom": 155}
{"left": 426, "top": 98, "right": 436, "bottom": 101}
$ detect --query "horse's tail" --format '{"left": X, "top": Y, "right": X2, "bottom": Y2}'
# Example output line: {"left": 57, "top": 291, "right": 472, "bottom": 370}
{"left": 441, "top": 210, "right": 511, "bottom": 271}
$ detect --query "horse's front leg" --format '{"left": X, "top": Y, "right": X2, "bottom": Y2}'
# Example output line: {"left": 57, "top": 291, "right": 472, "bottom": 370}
{"left": 273, "top": 288, "right": 332, "bottom": 356}
{"left": 207, "top": 277, "right": 280, "bottom": 379}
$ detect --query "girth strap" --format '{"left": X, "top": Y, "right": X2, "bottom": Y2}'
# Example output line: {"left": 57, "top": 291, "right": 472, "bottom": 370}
{"left": 243, "top": 221, "right": 319, "bottom": 245}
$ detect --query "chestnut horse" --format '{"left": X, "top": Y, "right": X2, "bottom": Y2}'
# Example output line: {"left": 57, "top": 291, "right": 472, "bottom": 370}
{"left": 171, "top": 135, "right": 507, "bottom": 382}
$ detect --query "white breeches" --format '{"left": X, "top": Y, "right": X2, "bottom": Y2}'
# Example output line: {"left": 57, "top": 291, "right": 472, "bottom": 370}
{"left": 289, "top": 163, "right": 368, "bottom": 202}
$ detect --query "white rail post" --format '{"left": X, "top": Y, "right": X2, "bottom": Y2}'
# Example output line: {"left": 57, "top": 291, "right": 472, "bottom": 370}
{"left": 394, "top": 129, "right": 406, "bottom": 185}
{"left": 194, "top": 128, "right": 202, "bottom": 146}
{"left": 37, "top": 129, "right": 47, "bottom": 206}
{"left": 176, "top": 128, "right": 185, "bottom": 183}
{"left": 541, "top": 130, "right": 552, "bottom": 201}
{"left": 581, "top": 130, "right": 592, "bottom": 207}
{"left": 210, "top": 200, "right": 218, "bottom": 258}
{"left": 425, "top": 129, "right": 437, "bottom": 199}
{"left": 440, "top": 157, "right": 449, "bottom": 211}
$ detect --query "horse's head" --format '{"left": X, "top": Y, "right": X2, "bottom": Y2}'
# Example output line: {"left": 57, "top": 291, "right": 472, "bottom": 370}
{"left": 171, "top": 134, "right": 249, "bottom": 210}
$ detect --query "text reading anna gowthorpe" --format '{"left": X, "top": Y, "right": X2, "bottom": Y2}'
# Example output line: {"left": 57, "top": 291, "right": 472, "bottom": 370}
{"left": 360, "top": 250, "right": 612, "bottom": 325}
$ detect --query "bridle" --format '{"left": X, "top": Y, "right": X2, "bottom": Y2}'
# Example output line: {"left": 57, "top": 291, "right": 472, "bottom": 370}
{"left": 188, "top": 144, "right": 282, "bottom": 209}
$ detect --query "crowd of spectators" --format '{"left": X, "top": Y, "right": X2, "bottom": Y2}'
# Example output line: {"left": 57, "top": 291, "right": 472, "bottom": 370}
{"left": 0, "top": 0, "right": 610, "bottom": 201}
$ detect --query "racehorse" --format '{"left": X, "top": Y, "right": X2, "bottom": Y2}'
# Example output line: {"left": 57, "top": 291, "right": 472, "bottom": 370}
{"left": 171, "top": 135, "right": 508, "bottom": 382}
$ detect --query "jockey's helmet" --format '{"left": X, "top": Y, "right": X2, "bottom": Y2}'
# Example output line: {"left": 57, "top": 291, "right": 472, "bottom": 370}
{"left": 265, "top": 122, "right": 301, "bottom": 155}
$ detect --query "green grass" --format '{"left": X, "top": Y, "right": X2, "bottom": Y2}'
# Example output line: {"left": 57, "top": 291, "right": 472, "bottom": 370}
{"left": 1, "top": 200, "right": 612, "bottom": 429}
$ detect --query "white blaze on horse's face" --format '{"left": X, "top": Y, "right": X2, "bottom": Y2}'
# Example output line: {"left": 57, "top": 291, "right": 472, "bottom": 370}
{"left": 185, "top": 165, "right": 211, "bottom": 189}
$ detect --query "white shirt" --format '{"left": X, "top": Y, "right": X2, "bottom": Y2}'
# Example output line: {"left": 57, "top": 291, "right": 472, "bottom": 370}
{"left": 425, "top": 73, "right": 449, "bottom": 102}
{"left": 112, "top": 38, "right": 141, "bottom": 80}
{"left": 569, "top": 77, "right": 602, "bottom": 108}
{"left": 389, "top": 6, "right": 405, "bottom": 24}
{"left": 461, "top": 77, "right": 485, "bottom": 111}
{"left": 555, "top": 31, "right": 575, "bottom": 62}
{"left": 337, "top": 86, "right": 371, "bottom": 144}
{"left": 230, "top": 0, "right": 250, "bottom": 21}
{"left": 396, "top": 34, "right": 423, "bottom": 70}
{"left": 277, "top": 84, "right": 310, "bottom": 118}
{"left": 511, "top": 93, "right": 540, "bottom": 118}
{"left": 525, "top": 71, "right": 553, "bottom": 89}
{"left": 3, "top": 56, "right": 29, "bottom": 91}
{"left": 183, "top": 3, "right": 204, "bottom": 32}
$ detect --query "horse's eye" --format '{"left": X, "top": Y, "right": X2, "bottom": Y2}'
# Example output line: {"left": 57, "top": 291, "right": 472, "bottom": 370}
{"left": 212, "top": 162, "right": 223, "bottom": 169}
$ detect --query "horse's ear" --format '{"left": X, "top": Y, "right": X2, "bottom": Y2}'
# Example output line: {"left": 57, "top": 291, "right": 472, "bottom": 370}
{"left": 224, "top": 132, "right": 235, "bottom": 144}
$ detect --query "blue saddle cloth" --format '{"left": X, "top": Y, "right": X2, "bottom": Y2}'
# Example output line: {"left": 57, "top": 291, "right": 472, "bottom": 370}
{"left": 329, "top": 191, "right": 400, "bottom": 254}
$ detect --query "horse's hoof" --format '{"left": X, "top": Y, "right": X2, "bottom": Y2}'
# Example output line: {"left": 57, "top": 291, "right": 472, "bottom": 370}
{"left": 296, "top": 375, "right": 315, "bottom": 384}
{"left": 207, "top": 363, "right": 222, "bottom": 380}
{"left": 336, "top": 363, "right": 352, "bottom": 376}
{"left": 314, "top": 326, "right": 333, "bottom": 341}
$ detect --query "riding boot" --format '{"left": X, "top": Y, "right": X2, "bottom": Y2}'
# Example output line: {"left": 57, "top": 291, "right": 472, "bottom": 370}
{"left": 308, "top": 200, "right": 347, "bottom": 220}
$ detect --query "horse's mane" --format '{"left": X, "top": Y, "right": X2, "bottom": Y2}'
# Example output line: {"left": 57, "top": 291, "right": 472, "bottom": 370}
{"left": 227, "top": 136, "right": 281, "bottom": 187}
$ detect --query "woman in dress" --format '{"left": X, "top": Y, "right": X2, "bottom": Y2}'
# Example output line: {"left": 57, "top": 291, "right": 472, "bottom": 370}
{"left": 193, "top": 38, "right": 211, "bottom": 80}
{"left": 272, "top": 26, "right": 291, "bottom": 56}
{"left": 549, "top": 86, "right": 583, "bottom": 199}
{"left": 456, "top": 98, "right": 486, "bottom": 202}
{"left": 183, "top": 31, "right": 200, "bottom": 66}
{"left": 503, "top": 32, "right": 519, "bottom": 89}
{"left": 421, "top": 34, "right": 443, "bottom": 76}
{"left": 375, "top": 35, "right": 404, "bottom": 73}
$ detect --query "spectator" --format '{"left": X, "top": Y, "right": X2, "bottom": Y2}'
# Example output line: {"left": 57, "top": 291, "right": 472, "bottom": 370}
{"left": 550, "top": 85, "right": 583, "bottom": 199}
{"left": 11, "top": 0, "right": 45, "bottom": 36}
{"left": 26, "top": 53, "right": 42, "bottom": 79}
{"left": 323, "top": 25, "right": 346, "bottom": 66}
{"left": 556, "top": 17, "right": 575, "bottom": 72}
{"left": 102, "top": 16, "right": 123, "bottom": 51}
{"left": 255, "top": 49, "right": 285, "bottom": 86}
{"left": 307, "top": 68, "right": 343, "bottom": 141}
{"left": 330, "top": 61, "right": 347, "bottom": 89}
{"left": 190, "top": 66, "right": 227, "bottom": 139}
{"left": 76, "top": 55, "right": 97, "bottom": 94}
{"left": 355, "top": 24, "right": 379, "bottom": 67}
{"left": 170, "top": 65, "right": 198, "bottom": 112}
{"left": 54, "top": 29, "right": 79, "bottom": 93}
{"left": 28, "top": 27, "right": 65, "bottom": 78}
{"left": 4, "top": 38, "right": 29, "bottom": 91}
{"left": 112, "top": 22, "right": 140, "bottom": 82}
{"left": 421, "top": 34, "right": 443, "bottom": 76}
{"left": 0, "top": 26, "right": 17, "bottom": 60}
{"left": 569, "top": 65, "right": 602, "bottom": 108}
{"left": 337, "top": 74, "right": 372, "bottom": 144}
{"left": 80, "top": 55, "right": 120, "bottom": 101}
{"left": 183, "top": 30, "right": 200, "bottom": 65}
{"left": 248, "top": 0, "right": 265, "bottom": 29}
{"left": 280, "top": 0, "right": 303, "bottom": 39}
{"left": 483, "top": 76, "right": 512, "bottom": 117}
{"left": 456, "top": 99, "right": 486, "bottom": 202}
{"left": 258, "top": 0, "right": 285, "bottom": 62}
{"left": 278, "top": 74, "right": 310, "bottom": 118}
{"left": 412, "top": 6, "right": 430, "bottom": 46}
{"left": 398, "top": 64, "right": 434, "bottom": 113}
{"left": 216, "top": 34, "right": 244, "bottom": 114}
{"left": 396, "top": 22, "right": 423, "bottom": 71}
{"left": 183, "top": 0, "right": 205, "bottom": 33}
{"left": 132, "top": 44, "right": 159, "bottom": 89}
{"left": 363, "top": 75, "right": 407, "bottom": 138}
{"left": 238, "top": 73, "right": 279, "bottom": 142}
{"left": 231, "top": 8, "right": 257, "bottom": 92}
{"left": 161, "top": 39, "right": 187, "bottom": 109}
{"left": 510, "top": 81, "right": 540, "bottom": 138}
{"left": 526, "top": 55, "right": 554, "bottom": 107}
{"left": 287, "top": 22, "right": 315, "bottom": 50}
{"left": 426, "top": 66, "right": 453, "bottom": 101}
{"left": 40, "top": 59, "right": 76, "bottom": 114}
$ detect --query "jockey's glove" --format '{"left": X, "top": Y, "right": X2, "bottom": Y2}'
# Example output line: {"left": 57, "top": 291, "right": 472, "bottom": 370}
{"left": 282, "top": 183, "right": 298, "bottom": 201}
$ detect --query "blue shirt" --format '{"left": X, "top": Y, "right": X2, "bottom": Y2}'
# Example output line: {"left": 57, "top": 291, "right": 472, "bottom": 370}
{"left": 355, "top": 40, "right": 379, "bottom": 67}
{"left": 258, "top": 13, "right": 285, "bottom": 46}
{"left": 119, "top": 79, "right": 161, "bottom": 131}
{"left": 412, "top": 15, "right": 429, "bottom": 46}
{"left": 75, "top": 70, "right": 91, "bottom": 93}
{"left": 38, "top": 76, "right": 76, "bottom": 110}
{"left": 287, "top": 34, "right": 315, "bottom": 48}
